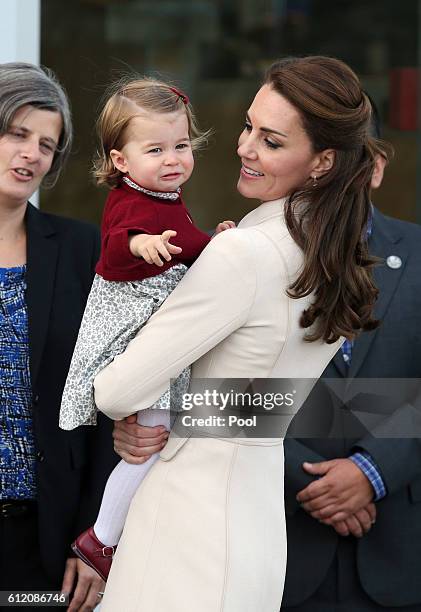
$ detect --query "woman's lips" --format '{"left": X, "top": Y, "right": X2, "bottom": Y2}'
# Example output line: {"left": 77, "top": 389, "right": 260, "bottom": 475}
{"left": 11, "top": 168, "right": 34, "bottom": 182}
{"left": 240, "top": 165, "right": 264, "bottom": 179}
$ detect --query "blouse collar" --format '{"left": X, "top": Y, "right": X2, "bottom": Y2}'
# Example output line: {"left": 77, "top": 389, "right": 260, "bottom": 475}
{"left": 0, "top": 265, "right": 26, "bottom": 285}
{"left": 123, "top": 176, "right": 181, "bottom": 201}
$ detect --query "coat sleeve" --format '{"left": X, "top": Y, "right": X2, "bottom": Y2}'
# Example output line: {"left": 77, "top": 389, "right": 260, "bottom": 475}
{"left": 283, "top": 438, "right": 328, "bottom": 515}
{"left": 353, "top": 398, "right": 421, "bottom": 495}
{"left": 94, "top": 229, "right": 257, "bottom": 420}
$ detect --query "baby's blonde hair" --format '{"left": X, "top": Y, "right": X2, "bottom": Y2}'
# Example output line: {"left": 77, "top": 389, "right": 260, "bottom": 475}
{"left": 94, "top": 76, "right": 209, "bottom": 188}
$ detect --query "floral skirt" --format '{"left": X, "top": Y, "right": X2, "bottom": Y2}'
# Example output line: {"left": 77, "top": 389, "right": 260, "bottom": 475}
{"left": 59, "top": 264, "right": 189, "bottom": 430}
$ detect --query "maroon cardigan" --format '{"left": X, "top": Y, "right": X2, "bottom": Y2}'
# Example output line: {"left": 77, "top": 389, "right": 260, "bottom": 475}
{"left": 96, "top": 180, "right": 211, "bottom": 281}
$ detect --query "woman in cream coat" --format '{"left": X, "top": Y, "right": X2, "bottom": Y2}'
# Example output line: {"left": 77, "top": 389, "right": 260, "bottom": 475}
{"left": 94, "top": 57, "right": 385, "bottom": 611}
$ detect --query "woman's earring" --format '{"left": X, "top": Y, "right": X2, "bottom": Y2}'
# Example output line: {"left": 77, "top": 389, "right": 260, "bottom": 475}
{"left": 311, "top": 175, "right": 318, "bottom": 188}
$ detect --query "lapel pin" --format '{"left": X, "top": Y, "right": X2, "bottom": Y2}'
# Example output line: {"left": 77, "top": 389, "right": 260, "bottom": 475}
{"left": 386, "top": 255, "right": 402, "bottom": 269}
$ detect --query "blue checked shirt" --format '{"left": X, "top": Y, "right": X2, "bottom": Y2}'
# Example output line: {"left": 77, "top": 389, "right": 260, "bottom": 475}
{"left": 349, "top": 452, "right": 386, "bottom": 501}
{"left": 0, "top": 266, "right": 37, "bottom": 500}
{"left": 341, "top": 212, "right": 386, "bottom": 501}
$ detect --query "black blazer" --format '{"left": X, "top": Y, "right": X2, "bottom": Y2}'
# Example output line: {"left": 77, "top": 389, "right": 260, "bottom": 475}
{"left": 25, "top": 203, "right": 118, "bottom": 586}
{"left": 282, "top": 209, "right": 421, "bottom": 608}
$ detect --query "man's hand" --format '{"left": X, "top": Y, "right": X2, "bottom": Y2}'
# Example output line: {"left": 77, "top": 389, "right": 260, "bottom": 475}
{"left": 322, "top": 503, "right": 377, "bottom": 538}
{"left": 129, "top": 230, "right": 182, "bottom": 265}
{"left": 61, "top": 558, "right": 104, "bottom": 611}
{"left": 113, "top": 414, "right": 169, "bottom": 464}
{"left": 214, "top": 220, "right": 236, "bottom": 235}
{"left": 296, "top": 458, "right": 374, "bottom": 521}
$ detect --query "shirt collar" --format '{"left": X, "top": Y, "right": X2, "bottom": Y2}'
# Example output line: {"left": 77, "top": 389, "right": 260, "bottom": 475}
{"left": 237, "top": 197, "right": 289, "bottom": 229}
{"left": 123, "top": 176, "right": 181, "bottom": 201}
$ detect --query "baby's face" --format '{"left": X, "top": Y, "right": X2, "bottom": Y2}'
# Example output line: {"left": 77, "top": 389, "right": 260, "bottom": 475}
{"left": 115, "top": 110, "right": 194, "bottom": 192}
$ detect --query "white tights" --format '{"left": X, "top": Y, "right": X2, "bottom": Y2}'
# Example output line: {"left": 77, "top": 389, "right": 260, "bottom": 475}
{"left": 94, "top": 408, "right": 170, "bottom": 546}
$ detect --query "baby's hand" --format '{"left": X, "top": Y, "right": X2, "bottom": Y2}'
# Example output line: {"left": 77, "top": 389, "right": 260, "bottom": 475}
{"left": 129, "top": 230, "right": 182, "bottom": 266}
{"left": 214, "top": 220, "right": 236, "bottom": 235}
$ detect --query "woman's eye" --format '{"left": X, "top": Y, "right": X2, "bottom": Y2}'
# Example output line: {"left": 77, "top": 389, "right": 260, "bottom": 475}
{"left": 244, "top": 122, "right": 252, "bottom": 132}
{"left": 9, "top": 129, "right": 24, "bottom": 138}
{"left": 265, "top": 139, "right": 281, "bottom": 150}
{"left": 40, "top": 142, "right": 55, "bottom": 153}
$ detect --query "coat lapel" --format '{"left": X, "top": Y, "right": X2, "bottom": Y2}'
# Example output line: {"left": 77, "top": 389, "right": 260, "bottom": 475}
{"left": 25, "top": 203, "right": 58, "bottom": 387}
{"left": 348, "top": 208, "right": 408, "bottom": 378}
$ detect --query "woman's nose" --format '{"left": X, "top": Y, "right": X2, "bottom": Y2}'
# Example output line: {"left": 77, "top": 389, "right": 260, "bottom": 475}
{"left": 20, "top": 139, "right": 40, "bottom": 162}
{"left": 237, "top": 134, "right": 257, "bottom": 160}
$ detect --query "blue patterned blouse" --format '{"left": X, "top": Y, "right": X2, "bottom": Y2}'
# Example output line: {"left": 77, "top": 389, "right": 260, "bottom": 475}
{"left": 0, "top": 265, "right": 36, "bottom": 499}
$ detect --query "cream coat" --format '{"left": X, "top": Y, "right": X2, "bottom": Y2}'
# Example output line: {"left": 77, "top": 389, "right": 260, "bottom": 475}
{"left": 95, "top": 198, "right": 343, "bottom": 612}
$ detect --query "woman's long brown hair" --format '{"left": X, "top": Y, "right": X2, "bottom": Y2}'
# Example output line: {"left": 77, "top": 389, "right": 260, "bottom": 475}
{"left": 265, "top": 56, "right": 391, "bottom": 344}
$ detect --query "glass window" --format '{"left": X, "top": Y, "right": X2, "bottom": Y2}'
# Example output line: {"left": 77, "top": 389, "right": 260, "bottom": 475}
{"left": 41, "top": 0, "right": 420, "bottom": 226}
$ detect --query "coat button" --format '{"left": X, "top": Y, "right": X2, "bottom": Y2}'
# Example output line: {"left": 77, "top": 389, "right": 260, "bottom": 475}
{"left": 33, "top": 395, "right": 40, "bottom": 405}
{"left": 36, "top": 451, "right": 44, "bottom": 462}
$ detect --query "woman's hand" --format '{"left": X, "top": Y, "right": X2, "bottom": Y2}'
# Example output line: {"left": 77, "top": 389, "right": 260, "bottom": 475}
{"left": 129, "top": 230, "right": 182, "bottom": 265}
{"left": 113, "top": 414, "right": 169, "bottom": 464}
{"left": 62, "top": 558, "right": 104, "bottom": 611}
{"left": 214, "top": 220, "right": 236, "bottom": 235}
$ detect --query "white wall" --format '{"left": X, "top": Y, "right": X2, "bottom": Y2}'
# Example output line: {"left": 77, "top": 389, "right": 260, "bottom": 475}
{"left": 0, "top": 0, "right": 41, "bottom": 205}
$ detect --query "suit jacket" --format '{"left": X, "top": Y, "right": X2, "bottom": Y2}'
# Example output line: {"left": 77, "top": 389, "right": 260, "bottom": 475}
{"left": 25, "top": 203, "right": 118, "bottom": 586}
{"left": 283, "top": 208, "right": 421, "bottom": 608}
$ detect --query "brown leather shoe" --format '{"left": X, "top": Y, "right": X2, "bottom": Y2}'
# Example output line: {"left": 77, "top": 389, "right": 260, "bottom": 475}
{"left": 71, "top": 527, "right": 116, "bottom": 582}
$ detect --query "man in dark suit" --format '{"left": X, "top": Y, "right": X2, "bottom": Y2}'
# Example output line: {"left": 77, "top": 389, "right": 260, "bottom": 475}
{"left": 281, "top": 115, "right": 421, "bottom": 610}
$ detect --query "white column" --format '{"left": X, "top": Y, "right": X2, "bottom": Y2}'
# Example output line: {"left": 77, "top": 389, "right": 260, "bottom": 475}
{"left": 0, "top": 0, "right": 40, "bottom": 64}
{"left": 0, "top": 0, "right": 41, "bottom": 206}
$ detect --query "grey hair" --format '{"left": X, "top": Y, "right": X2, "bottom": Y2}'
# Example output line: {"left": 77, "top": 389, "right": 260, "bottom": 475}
{"left": 0, "top": 62, "right": 72, "bottom": 187}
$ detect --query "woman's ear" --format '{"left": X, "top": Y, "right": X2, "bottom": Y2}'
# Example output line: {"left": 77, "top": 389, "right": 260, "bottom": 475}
{"left": 371, "top": 154, "right": 386, "bottom": 190}
{"left": 312, "top": 149, "right": 335, "bottom": 178}
{"left": 110, "top": 149, "right": 128, "bottom": 173}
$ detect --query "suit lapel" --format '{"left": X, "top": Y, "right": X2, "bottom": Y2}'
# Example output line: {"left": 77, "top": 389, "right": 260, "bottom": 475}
{"left": 332, "top": 350, "right": 347, "bottom": 377}
{"left": 348, "top": 209, "right": 407, "bottom": 378}
{"left": 25, "top": 203, "right": 58, "bottom": 387}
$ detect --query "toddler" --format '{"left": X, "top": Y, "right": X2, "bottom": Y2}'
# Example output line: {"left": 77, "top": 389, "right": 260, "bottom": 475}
{"left": 59, "top": 77, "right": 234, "bottom": 580}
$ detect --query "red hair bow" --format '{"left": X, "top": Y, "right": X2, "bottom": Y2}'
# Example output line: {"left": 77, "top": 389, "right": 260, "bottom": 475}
{"left": 169, "top": 86, "right": 189, "bottom": 105}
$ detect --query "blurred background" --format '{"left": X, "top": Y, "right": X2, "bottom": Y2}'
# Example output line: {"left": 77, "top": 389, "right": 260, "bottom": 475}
{"left": 39, "top": 0, "right": 420, "bottom": 228}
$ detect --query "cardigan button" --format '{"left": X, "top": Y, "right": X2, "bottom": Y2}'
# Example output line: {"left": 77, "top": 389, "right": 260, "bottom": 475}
{"left": 33, "top": 395, "right": 40, "bottom": 405}
{"left": 36, "top": 451, "right": 45, "bottom": 462}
